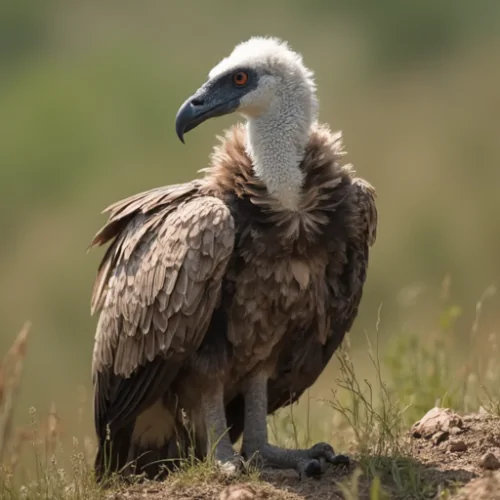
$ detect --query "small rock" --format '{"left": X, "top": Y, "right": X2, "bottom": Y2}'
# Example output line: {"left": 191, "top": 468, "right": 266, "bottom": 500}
{"left": 479, "top": 452, "right": 500, "bottom": 470}
{"left": 411, "top": 407, "right": 465, "bottom": 441}
{"left": 448, "top": 439, "right": 468, "bottom": 452}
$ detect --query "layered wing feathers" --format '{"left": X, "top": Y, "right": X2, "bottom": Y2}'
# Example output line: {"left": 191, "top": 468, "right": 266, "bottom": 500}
{"left": 90, "top": 184, "right": 235, "bottom": 379}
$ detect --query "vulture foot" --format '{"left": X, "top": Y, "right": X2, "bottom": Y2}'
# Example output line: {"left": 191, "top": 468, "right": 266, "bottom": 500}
{"left": 202, "top": 382, "right": 242, "bottom": 476}
{"left": 242, "top": 442, "right": 349, "bottom": 479}
{"left": 241, "top": 374, "right": 350, "bottom": 478}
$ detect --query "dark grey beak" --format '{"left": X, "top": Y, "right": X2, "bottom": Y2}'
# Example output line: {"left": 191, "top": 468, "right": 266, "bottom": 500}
{"left": 175, "top": 87, "right": 239, "bottom": 144}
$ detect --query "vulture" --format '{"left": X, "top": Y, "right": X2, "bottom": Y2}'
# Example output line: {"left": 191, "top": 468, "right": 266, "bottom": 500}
{"left": 90, "top": 36, "right": 377, "bottom": 482}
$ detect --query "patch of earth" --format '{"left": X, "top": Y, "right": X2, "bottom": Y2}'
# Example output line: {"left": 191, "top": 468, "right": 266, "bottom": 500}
{"left": 412, "top": 408, "right": 500, "bottom": 475}
{"left": 452, "top": 471, "right": 500, "bottom": 500}
{"left": 410, "top": 407, "right": 500, "bottom": 498}
{"left": 109, "top": 462, "right": 354, "bottom": 500}
{"left": 112, "top": 408, "right": 500, "bottom": 499}
{"left": 109, "top": 478, "right": 306, "bottom": 500}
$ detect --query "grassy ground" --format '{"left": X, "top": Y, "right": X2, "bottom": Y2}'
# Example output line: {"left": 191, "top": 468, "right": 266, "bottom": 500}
{"left": 1, "top": 285, "right": 500, "bottom": 499}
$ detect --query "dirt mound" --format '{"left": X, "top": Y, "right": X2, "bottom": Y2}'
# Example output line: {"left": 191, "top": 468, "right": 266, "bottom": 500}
{"left": 413, "top": 409, "right": 500, "bottom": 478}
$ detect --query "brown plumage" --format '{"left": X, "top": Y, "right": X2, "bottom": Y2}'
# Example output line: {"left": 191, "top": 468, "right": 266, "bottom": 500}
{"left": 89, "top": 37, "right": 377, "bottom": 481}
{"left": 90, "top": 122, "right": 376, "bottom": 479}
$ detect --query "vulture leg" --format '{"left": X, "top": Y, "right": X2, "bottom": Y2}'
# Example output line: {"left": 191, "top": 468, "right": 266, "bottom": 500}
{"left": 201, "top": 381, "right": 242, "bottom": 474}
{"left": 241, "top": 372, "right": 349, "bottom": 479}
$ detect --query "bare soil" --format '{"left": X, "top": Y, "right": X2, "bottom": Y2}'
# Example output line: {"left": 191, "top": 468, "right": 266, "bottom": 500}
{"left": 111, "top": 410, "right": 500, "bottom": 500}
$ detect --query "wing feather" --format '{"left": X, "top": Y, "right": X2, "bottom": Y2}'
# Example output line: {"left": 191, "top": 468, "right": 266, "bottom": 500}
{"left": 91, "top": 183, "right": 235, "bottom": 437}
{"left": 92, "top": 192, "right": 235, "bottom": 377}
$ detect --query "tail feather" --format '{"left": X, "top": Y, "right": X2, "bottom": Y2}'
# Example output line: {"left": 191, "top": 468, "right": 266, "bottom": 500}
{"left": 94, "top": 399, "right": 206, "bottom": 482}
{"left": 128, "top": 426, "right": 190, "bottom": 480}
{"left": 94, "top": 424, "right": 133, "bottom": 483}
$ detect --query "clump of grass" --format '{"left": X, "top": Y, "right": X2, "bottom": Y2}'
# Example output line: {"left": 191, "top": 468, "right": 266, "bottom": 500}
{"left": 382, "top": 311, "right": 462, "bottom": 426}
{"left": 0, "top": 322, "right": 31, "bottom": 469}
{"left": 329, "top": 334, "right": 407, "bottom": 457}
{"left": 383, "top": 282, "right": 498, "bottom": 424}
{"left": 268, "top": 397, "right": 305, "bottom": 450}
{"left": 336, "top": 468, "right": 391, "bottom": 500}
{"left": 0, "top": 325, "right": 105, "bottom": 500}
{"left": 325, "top": 310, "right": 416, "bottom": 499}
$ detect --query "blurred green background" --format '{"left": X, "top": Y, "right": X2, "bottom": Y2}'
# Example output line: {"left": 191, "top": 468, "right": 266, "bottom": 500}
{"left": 1, "top": 0, "right": 500, "bottom": 452}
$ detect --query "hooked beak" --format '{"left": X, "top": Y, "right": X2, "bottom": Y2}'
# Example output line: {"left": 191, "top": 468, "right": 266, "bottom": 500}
{"left": 175, "top": 87, "right": 239, "bottom": 144}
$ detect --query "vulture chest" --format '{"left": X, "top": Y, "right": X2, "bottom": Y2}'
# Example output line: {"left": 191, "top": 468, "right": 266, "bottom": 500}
{"left": 224, "top": 246, "right": 329, "bottom": 378}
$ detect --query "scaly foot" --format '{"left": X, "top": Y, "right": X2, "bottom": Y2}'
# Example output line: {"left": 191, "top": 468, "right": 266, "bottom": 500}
{"left": 215, "top": 453, "right": 244, "bottom": 477}
{"left": 242, "top": 441, "right": 350, "bottom": 479}
{"left": 240, "top": 374, "right": 349, "bottom": 479}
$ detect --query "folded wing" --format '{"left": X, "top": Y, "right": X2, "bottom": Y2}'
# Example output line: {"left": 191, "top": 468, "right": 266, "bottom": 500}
{"left": 89, "top": 182, "right": 235, "bottom": 451}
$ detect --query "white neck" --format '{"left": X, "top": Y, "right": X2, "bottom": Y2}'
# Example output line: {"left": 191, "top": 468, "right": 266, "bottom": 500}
{"left": 245, "top": 87, "right": 317, "bottom": 211}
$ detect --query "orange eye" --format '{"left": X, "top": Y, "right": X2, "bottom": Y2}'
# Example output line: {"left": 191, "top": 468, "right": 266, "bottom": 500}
{"left": 233, "top": 71, "right": 249, "bottom": 86}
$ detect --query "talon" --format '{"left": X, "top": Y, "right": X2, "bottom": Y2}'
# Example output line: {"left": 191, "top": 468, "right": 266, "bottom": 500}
{"left": 328, "top": 453, "right": 350, "bottom": 467}
{"left": 309, "top": 442, "right": 349, "bottom": 467}
{"left": 304, "top": 459, "right": 323, "bottom": 477}
{"left": 298, "top": 458, "right": 323, "bottom": 480}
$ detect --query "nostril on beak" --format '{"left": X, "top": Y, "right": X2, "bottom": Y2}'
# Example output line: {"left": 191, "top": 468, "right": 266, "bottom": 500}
{"left": 191, "top": 96, "right": 205, "bottom": 107}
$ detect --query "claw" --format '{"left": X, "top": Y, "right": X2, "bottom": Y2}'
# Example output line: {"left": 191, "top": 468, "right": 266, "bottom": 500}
{"left": 299, "top": 458, "right": 322, "bottom": 480}
{"left": 327, "top": 453, "right": 350, "bottom": 466}
{"left": 309, "top": 442, "right": 350, "bottom": 468}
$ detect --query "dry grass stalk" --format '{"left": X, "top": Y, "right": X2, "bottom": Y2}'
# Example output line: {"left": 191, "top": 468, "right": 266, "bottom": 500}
{"left": 0, "top": 321, "right": 32, "bottom": 462}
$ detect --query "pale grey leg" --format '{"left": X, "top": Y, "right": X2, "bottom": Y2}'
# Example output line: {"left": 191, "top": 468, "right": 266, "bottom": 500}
{"left": 201, "top": 381, "right": 241, "bottom": 474}
{"left": 241, "top": 372, "right": 349, "bottom": 478}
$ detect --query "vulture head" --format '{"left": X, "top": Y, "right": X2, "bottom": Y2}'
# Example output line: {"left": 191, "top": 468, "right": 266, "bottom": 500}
{"left": 175, "top": 36, "right": 318, "bottom": 142}
{"left": 176, "top": 37, "right": 322, "bottom": 210}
